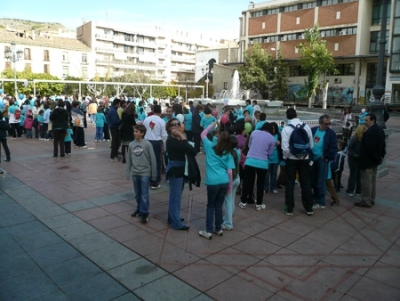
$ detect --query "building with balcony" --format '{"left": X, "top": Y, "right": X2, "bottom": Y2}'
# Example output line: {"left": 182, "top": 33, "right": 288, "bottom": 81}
{"left": 77, "top": 21, "right": 222, "bottom": 85}
{"left": 239, "top": 0, "right": 399, "bottom": 104}
{"left": 0, "top": 28, "right": 95, "bottom": 80}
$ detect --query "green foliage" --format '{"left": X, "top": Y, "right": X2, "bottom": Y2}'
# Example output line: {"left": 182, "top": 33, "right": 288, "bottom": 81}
{"left": 239, "top": 43, "right": 271, "bottom": 99}
{"left": 273, "top": 51, "right": 290, "bottom": 100}
{"left": 1, "top": 69, "right": 64, "bottom": 96}
{"left": 296, "top": 24, "right": 337, "bottom": 102}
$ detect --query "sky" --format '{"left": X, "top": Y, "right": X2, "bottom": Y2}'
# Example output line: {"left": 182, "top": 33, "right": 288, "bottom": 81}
{"left": 2, "top": 0, "right": 252, "bottom": 40}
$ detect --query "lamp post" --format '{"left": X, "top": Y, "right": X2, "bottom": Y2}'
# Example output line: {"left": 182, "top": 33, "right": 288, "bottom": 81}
{"left": 371, "top": 0, "right": 388, "bottom": 129}
{"left": 205, "top": 63, "right": 209, "bottom": 99}
{"left": 4, "top": 42, "right": 23, "bottom": 99}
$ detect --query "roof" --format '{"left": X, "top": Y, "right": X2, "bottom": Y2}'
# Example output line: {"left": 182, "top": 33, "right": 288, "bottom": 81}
{"left": 0, "top": 29, "right": 91, "bottom": 52}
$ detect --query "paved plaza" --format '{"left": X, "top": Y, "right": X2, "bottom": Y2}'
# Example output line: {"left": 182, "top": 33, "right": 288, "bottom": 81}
{"left": 1, "top": 116, "right": 400, "bottom": 301}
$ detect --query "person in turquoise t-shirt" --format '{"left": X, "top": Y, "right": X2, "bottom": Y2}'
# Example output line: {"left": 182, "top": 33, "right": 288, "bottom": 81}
{"left": 311, "top": 114, "right": 338, "bottom": 209}
{"left": 183, "top": 107, "right": 192, "bottom": 142}
{"left": 264, "top": 122, "right": 281, "bottom": 194}
{"left": 64, "top": 126, "right": 73, "bottom": 155}
{"left": 95, "top": 107, "right": 106, "bottom": 142}
{"left": 200, "top": 106, "right": 216, "bottom": 130}
{"left": 255, "top": 112, "right": 268, "bottom": 130}
{"left": 199, "top": 122, "right": 235, "bottom": 240}
{"left": 245, "top": 99, "right": 253, "bottom": 117}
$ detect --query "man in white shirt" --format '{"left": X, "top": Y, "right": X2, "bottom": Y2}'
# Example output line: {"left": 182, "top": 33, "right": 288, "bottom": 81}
{"left": 281, "top": 108, "right": 314, "bottom": 216}
{"left": 143, "top": 105, "right": 168, "bottom": 189}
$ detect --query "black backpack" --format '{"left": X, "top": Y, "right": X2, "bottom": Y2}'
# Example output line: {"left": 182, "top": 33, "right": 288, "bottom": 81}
{"left": 288, "top": 123, "right": 311, "bottom": 158}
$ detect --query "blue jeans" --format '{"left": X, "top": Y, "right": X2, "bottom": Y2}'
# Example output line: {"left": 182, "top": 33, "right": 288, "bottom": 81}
{"left": 95, "top": 126, "right": 103, "bottom": 140}
{"left": 168, "top": 176, "right": 185, "bottom": 229}
{"left": 132, "top": 175, "right": 150, "bottom": 215}
{"left": 264, "top": 163, "right": 278, "bottom": 192}
{"left": 311, "top": 157, "right": 329, "bottom": 206}
{"left": 206, "top": 183, "right": 229, "bottom": 233}
{"left": 90, "top": 114, "right": 96, "bottom": 124}
{"left": 223, "top": 176, "right": 240, "bottom": 229}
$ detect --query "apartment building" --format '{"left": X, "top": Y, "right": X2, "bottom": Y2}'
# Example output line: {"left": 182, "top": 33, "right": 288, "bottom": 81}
{"left": 77, "top": 21, "right": 221, "bottom": 84}
{"left": 0, "top": 28, "right": 95, "bottom": 80}
{"left": 239, "top": 0, "right": 398, "bottom": 104}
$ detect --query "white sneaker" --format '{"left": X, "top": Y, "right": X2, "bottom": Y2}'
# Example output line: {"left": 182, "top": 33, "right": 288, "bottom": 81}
{"left": 256, "top": 204, "right": 266, "bottom": 211}
{"left": 95, "top": 139, "right": 98, "bottom": 142}
{"left": 198, "top": 230, "right": 212, "bottom": 240}
{"left": 213, "top": 229, "right": 223, "bottom": 236}
{"left": 239, "top": 202, "right": 247, "bottom": 209}
{"left": 221, "top": 224, "right": 233, "bottom": 231}
{"left": 272, "top": 190, "right": 278, "bottom": 194}
{"left": 313, "top": 204, "right": 326, "bottom": 209}
{"left": 150, "top": 185, "right": 161, "bottom": 190}
{"left": 347, "top": 193, "right": 354, "bottom": 197}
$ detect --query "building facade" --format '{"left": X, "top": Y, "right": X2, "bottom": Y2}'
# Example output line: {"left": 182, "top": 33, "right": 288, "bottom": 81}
{"left": 77, "top": 21, "right": 222, "bottom": 85}
{"left": 239, "top": 0, "right": 398, "bottom": 104}
{"left": 0, "top": 28, "right": 95, "bottom": 80}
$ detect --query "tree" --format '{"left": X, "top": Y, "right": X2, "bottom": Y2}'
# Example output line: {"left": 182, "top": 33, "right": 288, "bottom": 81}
{"left": 296, "top": 24, "right": 337, "bottom": 108}
{"left": 239, "top": 43, "right": 271, "bottom": 99}
{"left": 271, "top": 50, "right": 289, "bottom": 100}
{"left": 1, "top": 69, "right": 64, "bottom": 96}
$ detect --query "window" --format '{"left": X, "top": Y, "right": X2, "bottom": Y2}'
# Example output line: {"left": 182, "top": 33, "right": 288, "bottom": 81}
{"left": 24, "top": 48, "right": 31, "bottom": 60}
{"left": 82, "top": 66, "right": 88, "bottom": 79}
{"left": 137, "top": 36, "right": 144, "bottom": 43}
{"left": 124, "top": 46, "right": 130, "bottom": 53}
{"left": 289, "top": 66, "right": 307, "bottom": 76}
{"left": 321, "top": 0, "right": 338, "bottom": 5}
{"left": 25, "top": 63, "right": 32, "bottom": 71}
{"left": 372, "top": 1, "right": 391, "bottom": 25}
{"left": 137, "top": 47, "right": 144, "bottom": 54}
{"left": 370, "top": 30, "right": 389, "bottom": 54}
{"left": 62, "top": 52, "right": 69, "bottom": 62}
{"left": 44, "top": 64, "right": 50, "bottom": 74}
{"left": 63, "top": 66, "right": 69, "bottom": 77}
{"left": 391, "top": 0, "right": 400, "bottom": 72}
{"left": 334, "top": 64, "right": 355, "bottom": 75}
{"left": 82, "top": 53, "right": 88, "bottom": 63}
{"left": 44, "top": 50, "right": 50, "bottom": 61}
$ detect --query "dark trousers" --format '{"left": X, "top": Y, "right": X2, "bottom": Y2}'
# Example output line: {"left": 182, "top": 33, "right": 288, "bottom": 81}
{"left": 185, "top": 130, "right": 193, "bottom": 142}
{"left": 0, "top": 139, "right": 10, "bottom": 160}
{"left": 192, "top": 132, "right": 201, "bottom": 153}
{"left": 103, "top": 123, "right": 110, "bottom": 140}
{"left": 346, "top": 156, "right": 361, "bottom": 194}
{"left": 74, "top": 127, "right": 85, "bottom": 146}
{"left": 40, "top": 123, "right": 48, "bottom": 139}
{"left": 110, "top": 127, "right": 120, "bottom": 159}
{"left": 241, "top": 165, "right": 267, "bottom": 205}
{"left": 149, "top": 140, "right": 163, "bottom": 187}
{"left": 285, "top": 159, "right": 313, "bottom": 213}
{"left": 53, "top": 129, "right": 66, "bottom": 157}
{"left": 9, "top": 123, "right": 21, "bottom": 138}
{"left": 65, "top": 141, "right": 71, "bottom": 154}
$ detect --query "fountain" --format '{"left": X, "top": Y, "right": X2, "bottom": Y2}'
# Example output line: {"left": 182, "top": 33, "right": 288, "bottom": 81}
{"left": 217, "top": 70, "right": 246, "bottom": 106}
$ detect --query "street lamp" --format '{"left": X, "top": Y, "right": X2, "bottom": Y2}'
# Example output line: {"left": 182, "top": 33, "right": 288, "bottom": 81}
{"left": 4, "top": 42, "right": 23, "bottom": 99}
{"left": 205, "top": 63, "right": 209, "bottom": 99}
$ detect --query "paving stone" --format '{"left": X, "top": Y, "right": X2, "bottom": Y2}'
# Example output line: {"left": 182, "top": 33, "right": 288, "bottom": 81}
{"left": 0, "top": 252, "right": 41, "bottom": 282}
{"left": 69, "top": 232, "right": 119, "bottom": 254}
{"left": 13, "top": 229, "right": 64, "bottom": 252}
{"left": 86, "top": 244, "right": 140, "bottom": 270}
{"left": 28, "top": 241, "right": 81, "bottom": 268}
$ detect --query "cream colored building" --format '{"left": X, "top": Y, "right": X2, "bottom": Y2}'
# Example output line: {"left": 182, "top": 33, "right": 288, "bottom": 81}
{"left": 77, "top": 21, "right": 222, "bottom": 84}
{"left": 0, "top": 28, "right": 95, "bottom": 80}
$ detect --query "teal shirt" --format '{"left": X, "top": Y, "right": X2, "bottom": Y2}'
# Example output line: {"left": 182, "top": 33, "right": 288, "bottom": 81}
{"left": 95, "top": 112, "right": 106, "bottom": 127}
{"left": 245, "top": 157, "right": 269, "bottom": 169}
{"left": 202, "top": 137, "right": 235, "bottom": 185}
{"left": 255, "top": 120, "right": 267, "bottom": 130}
{"left": 37, "top": 115, "right": 44, "bottom": 123}
{"left": 200, "top": 115, "right": 216, "bottom": 129}
{"left": 312, "top": 128, "right": 326, "bottom": 160}
{"left": 184, "top": 112, "right": 192, "bottom": 131}
{"left": 268, "top": 134, "right": 279, "bottom": 164}
{"left": 65, "top": 128, "right": 73, "bottom": 142}
{"left": 245, "top": 104, "right": 253, "bottom": 117}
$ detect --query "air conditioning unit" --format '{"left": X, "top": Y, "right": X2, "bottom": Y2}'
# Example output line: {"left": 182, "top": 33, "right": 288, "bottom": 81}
{"left": 300, "top": 34, "right": 305, "bottom": 39}
{"left": 281, "top": 36, "right": 287, "bottom": 41}
{"left": 264, "top": 38, "right": 270, "bottom": 43}
{"left": 334, "top": 78, "right": 341, "bottom": 83}
{"left": 339, "top": 30, "right": 346, "bottom": 36}
{"left": 249, "top": 40, "right": 254, "bottom": 45}
{"left": 321, "top": 33, "right": 325, "bottom": 37}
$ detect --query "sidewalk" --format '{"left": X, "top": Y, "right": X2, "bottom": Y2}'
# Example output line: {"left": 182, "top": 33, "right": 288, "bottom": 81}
{"left": 1, "top": 118, "right": 399, "bottom": 301}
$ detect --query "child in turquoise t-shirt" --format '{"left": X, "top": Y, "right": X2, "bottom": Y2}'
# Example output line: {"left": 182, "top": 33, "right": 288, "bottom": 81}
{"left": 64, "top": 127, "right": 73, "bottom": 155}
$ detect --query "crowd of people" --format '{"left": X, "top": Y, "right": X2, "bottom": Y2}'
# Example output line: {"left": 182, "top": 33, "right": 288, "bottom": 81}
{"left": 0, "top": 94, "right": 387, "bottom": 239}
